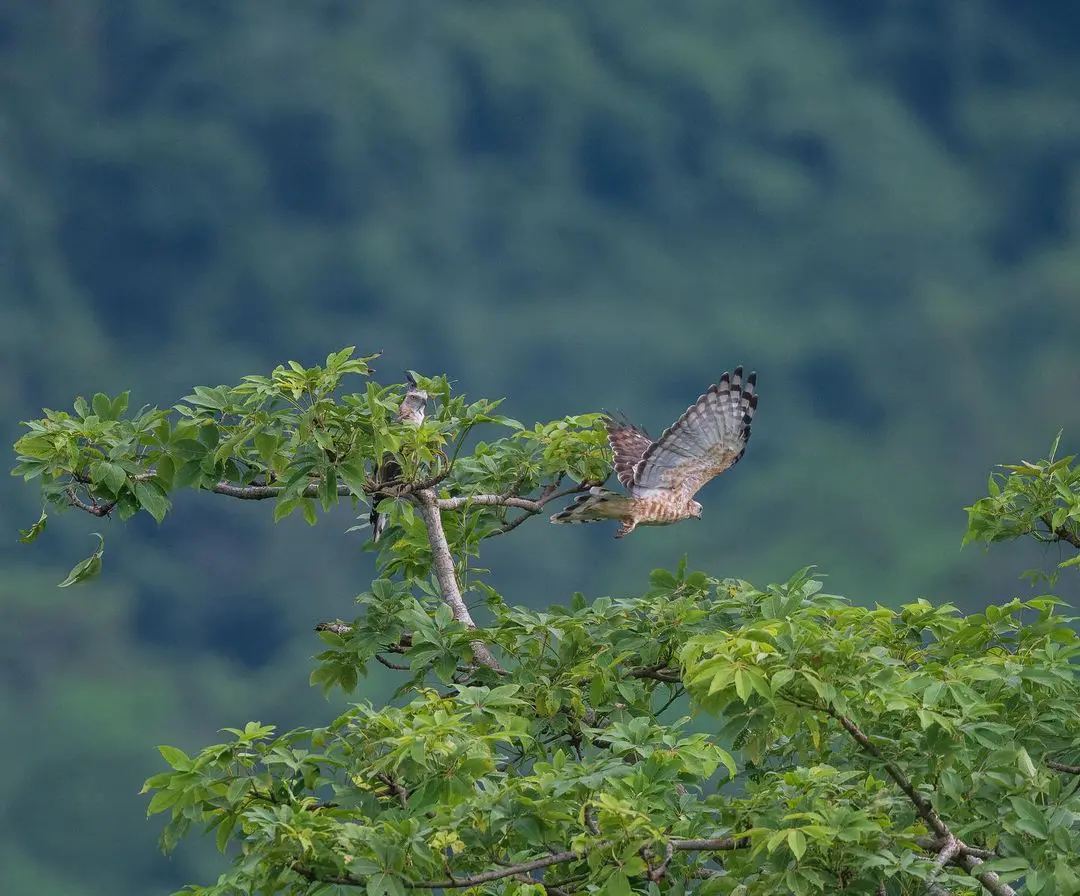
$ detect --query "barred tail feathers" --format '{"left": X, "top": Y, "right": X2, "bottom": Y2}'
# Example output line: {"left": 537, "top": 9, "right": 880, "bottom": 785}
{"left": 549, "top": 487, "right": 633, "bottom": 525}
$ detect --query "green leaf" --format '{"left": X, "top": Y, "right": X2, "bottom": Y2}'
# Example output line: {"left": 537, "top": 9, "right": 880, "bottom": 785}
{"left": 90, "top": 460, "right": 127, "bottom": 493}
{"left": 734, "top": 668, "right": 752, "bottom": 702}
{"left": 214, "top": 813, "right": 236, "bottom": 853}
{"left": 134, "top": 479, "right": 171, "bottom": 523}
{"left": 367, "top": 873, "right": 405, "bottom": 896}
{"left": 338, "top": 452, "right": 369, "bottom": 497}
{"left": 978, "top": 856, "right": 1029, "bottom": 878}
{"left": 145, "top": 788, "right": 180, "bottom": 816}
{"left": 157, "top": 744, "right": 192, "bottom": 770}
{"left": 58, "top": 533, "right": 105, "bottom": 587}
{"left": 18, "top": 508, "right": 48, "bottom": 543}
{"left": 1016, "top": 746, "right": 1037, "bottom": 778}
{"left": 91, "top": 392, "right": 113, "bottom": 420}
{"left": 1008, "top": 797, "right": 1049, "bottom": 839}
{"left": 787, "top": 828, "right": 807, "bottom": 860}
{"left": 600, "top": 870, "right": 632, "bottom": 896}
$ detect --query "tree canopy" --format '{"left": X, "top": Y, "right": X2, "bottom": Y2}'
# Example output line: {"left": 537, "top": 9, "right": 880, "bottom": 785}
{"left": 14, "top": 353, "right": 1080, "bottom": 895}
{"left": 5, "top": 5, "right": 1080, "bottom": 894}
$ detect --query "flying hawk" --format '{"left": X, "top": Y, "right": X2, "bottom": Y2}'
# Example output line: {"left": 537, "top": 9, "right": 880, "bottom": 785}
{"left": 550, "top": 368, "right": 758, "bottom": 538}
{"left": 370, "top": 373, "right": 428, "bottom": 541}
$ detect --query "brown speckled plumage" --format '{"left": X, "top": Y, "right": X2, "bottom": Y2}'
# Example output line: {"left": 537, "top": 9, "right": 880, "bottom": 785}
{"left": 550, "top": 368, "right": 758, "bottom": 538}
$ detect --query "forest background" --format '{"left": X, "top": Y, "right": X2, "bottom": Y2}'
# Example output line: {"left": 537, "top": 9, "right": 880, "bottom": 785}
{"left": 3, "top": 3, "right": 1080, "bottom": 894}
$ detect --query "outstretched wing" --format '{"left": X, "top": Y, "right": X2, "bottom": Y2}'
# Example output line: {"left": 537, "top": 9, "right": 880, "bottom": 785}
{"left": 603, "top": 416, "right": 654, "bottom": 489}
{"left": 632, "top": 368, "right": 757, "bottom": 499}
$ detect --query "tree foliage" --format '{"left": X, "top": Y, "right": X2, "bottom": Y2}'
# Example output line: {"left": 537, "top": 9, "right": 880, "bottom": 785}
{"left": 13, "top": 353, "right": 1080, "bottom": 895}
{"left": 965, "top": 432, "right": 1080, "bottom": 574}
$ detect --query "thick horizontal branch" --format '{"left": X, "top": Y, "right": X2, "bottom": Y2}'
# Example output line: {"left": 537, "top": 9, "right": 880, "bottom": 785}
{"left": 293, "top": 836, "right": 747, "bottom": 890}
{"left": 628, "top": 665, "right": 682, "bottom": 683}
{"left": 437, "top": 481, "right": 596, "bottom": 538}
{"left": 436, "top": 494, "right": 543, "bottom": 512}
{"left": 209, "top": 481, "right": 341, "bottom": 500}
{"left": 67, "top": 466, "right": 454, "bottom": 511}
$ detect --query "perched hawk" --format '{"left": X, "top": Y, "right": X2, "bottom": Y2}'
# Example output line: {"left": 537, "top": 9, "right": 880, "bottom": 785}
{"left": 550, "top": 368, "right": 758, "bottom": 538}
{"left": 370, "top": 373, "right": 428, "bottom": 542}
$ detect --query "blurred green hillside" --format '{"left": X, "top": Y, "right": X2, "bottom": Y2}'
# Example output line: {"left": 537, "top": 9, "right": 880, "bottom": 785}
{"left": 3, "top": 2, "right": 1079, "bottom": 893}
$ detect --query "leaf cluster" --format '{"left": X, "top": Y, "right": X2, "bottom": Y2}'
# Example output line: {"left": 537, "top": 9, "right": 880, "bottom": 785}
{"left": 14, "top": 360, "right": 1080, "bottom": 895}
{"left": 12, "top": 349, "right": 608, "bottom": 582}
{"left": 148, "top": 564, "right": 1080, "bottom": 895}
{"left": 965, "top": 432, "right": 1080, "bottom": 574}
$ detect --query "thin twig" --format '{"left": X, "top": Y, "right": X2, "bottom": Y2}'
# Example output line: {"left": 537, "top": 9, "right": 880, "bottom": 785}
{"left": 480, "top": 483, "right": 597, "bottom": 537}
{"left": 654, "top": 686, "right": 685, "bottom": 717}
{"left": 489, "top": 512, "right": 536, "bottom": 537}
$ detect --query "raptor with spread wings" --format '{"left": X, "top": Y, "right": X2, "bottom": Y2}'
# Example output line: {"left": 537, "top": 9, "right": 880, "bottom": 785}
{"left": 550, "top": 368, "right": 758, "bottom": 538}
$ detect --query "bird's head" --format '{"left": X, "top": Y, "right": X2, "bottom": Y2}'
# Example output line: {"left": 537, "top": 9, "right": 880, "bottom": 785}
{"left": 690, "top": 500, "right": 703, "bottom": 519}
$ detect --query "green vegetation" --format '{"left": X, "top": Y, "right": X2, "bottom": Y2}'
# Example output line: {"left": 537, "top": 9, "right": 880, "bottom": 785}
{"left": 14, "top": 358, "right": 1080, "bottom": 894}
{"left": 4, "top": 4, "right": 1080, "bottom": 894}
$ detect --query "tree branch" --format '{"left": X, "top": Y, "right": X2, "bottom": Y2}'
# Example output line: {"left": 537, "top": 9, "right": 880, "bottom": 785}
{"left": 66, "top": 488, "right": 114, "bottom": 517}
{"left": 829, "top": 710, "right": 949, "bottom": 839}
{"left": 927, "top": 833, "right": 961, "bottom": 894}
{"left": 829, "top": 709, "right": 1015, "bottom": 896}
{"left": 314, "top": 621, "right": 354, "bottom": 636}
{"left": 917, "top": 837, "right": 994, "bottom": 861}
{"left": 646, "top": 841, "right": 676, "bottom": 881}
{"left": 628, "top": 665, "right": 682, "bottom": 683}
{"left": 412, "top": 488, "right": 503, "bottom": 672}
{"left": 436, "top": 494, "right": 543, "bottom": 512}
{"left": 66, "top": 464, "right": 454, "bottom": 513}
{"left": 292, "top": 836, "right": 747, "bottom": 890}
{"left": 1040, "top": 513, "right": 1080, "bottom": 549}
{"left": 374, "top": 772, "right": 408, "bottom": 808}
{"left": 1047, "top": 759, "right": 1080, "bottom": 775}
{"left": 450, "top": 482, "right": 595, "bottom": 538}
